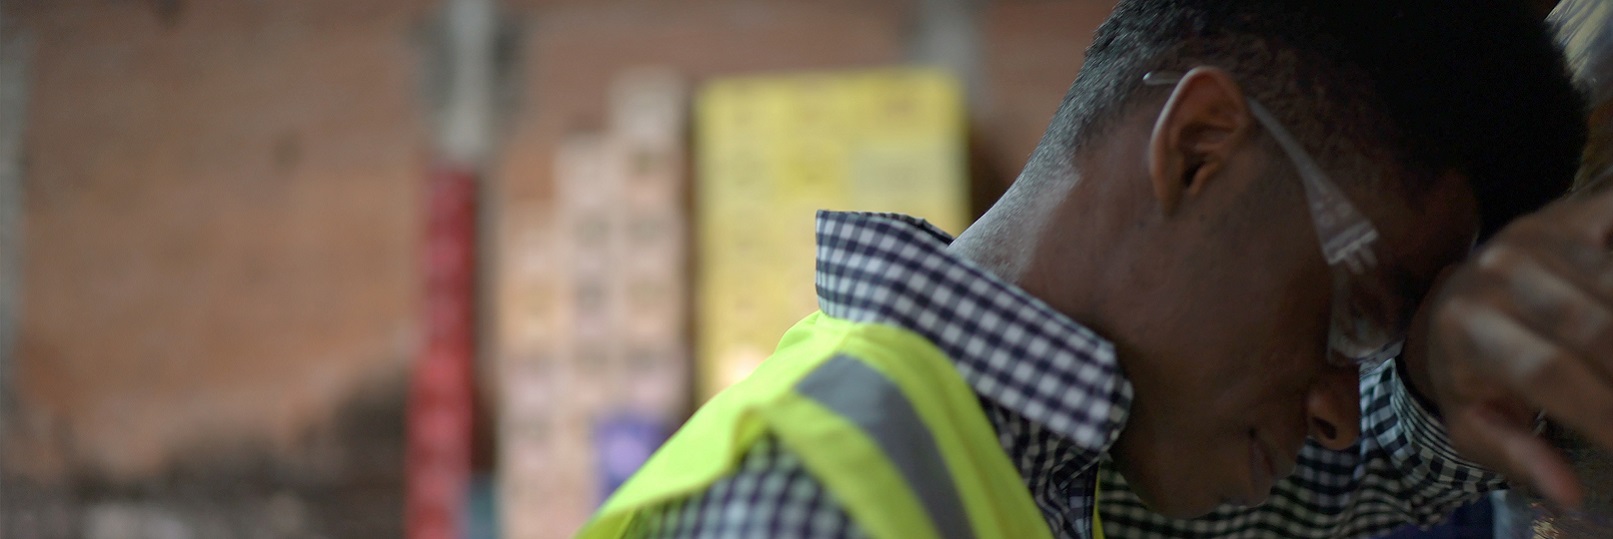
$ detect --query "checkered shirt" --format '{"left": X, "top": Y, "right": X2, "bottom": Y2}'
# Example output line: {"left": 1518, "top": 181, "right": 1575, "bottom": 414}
{"left": 627, "top": 211, "right": 1502, "bottom": 539}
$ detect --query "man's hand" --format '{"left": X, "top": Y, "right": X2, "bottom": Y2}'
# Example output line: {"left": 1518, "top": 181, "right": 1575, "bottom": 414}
{"left": 1409, "top": 186, "right": 1613, "bottom": 509}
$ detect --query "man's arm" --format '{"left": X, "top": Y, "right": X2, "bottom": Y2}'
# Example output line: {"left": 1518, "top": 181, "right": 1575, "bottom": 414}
{"left": 1406, "top": 186, "right": 1613, "bottom": 508}
{"left": 626, "top": 434, "right": 867, "bottom": 539}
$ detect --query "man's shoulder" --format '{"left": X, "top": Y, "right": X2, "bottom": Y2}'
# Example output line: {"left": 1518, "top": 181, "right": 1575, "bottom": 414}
{"left": 627, "top": 433, "right": 865, "bottom": 539}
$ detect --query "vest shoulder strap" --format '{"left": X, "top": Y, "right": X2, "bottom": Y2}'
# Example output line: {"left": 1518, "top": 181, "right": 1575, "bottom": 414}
{"left": 580, "top": 314, "right": 1055, "bottom": 539}
{"left": 779, "top": 322, "right": 1054, "bottom": 539}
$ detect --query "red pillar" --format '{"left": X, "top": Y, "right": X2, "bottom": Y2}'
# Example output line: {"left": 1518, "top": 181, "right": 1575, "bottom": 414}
{"left": 407, "top": 165, "right": 478, "bottom": 539}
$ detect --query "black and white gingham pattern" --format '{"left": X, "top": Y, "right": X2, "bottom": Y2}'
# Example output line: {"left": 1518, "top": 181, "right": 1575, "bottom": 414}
{"left": 1096, "top": 361, "right": 1505, "bottom": 538}
{"left": 629, "top": 434, "right": 866, "bottom": 539}
{"left": 628, "top": 211, "right": 1501, "bottom": 539}
{"left": 979, "top": 398, "right": 1101, "bottom": 539}
{"left": 811, "top": 211, "right": 1132, "bottom": 454}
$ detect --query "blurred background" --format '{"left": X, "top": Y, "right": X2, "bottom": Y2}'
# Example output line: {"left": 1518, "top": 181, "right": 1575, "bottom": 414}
{"left": 0, "top": 1, "right": 1604, "bottom": 538}
{"left": 0, "top": 0, "right": 1118, "bottom": 537}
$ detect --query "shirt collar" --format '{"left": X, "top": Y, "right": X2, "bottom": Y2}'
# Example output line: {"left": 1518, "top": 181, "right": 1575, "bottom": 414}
{"left": 813, "top": 210, "right": 1132, "bottom": 453}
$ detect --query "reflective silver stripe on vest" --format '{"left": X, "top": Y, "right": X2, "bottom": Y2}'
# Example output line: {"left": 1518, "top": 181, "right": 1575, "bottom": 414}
{"left": 794, "top": 355, "right": 976, "bottom": 539}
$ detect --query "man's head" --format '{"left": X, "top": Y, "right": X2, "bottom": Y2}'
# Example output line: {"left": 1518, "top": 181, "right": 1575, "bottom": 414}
{"left": 966, "top": 0, "right": 1585, "bottom": 517}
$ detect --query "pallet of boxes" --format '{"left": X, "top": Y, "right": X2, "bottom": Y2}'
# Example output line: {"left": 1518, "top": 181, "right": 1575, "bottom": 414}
{"left": 496, "top": 69, "right": 690, "bottom": 539}
{"left": 495, "top": 66, "right": 968, "bottom": 537}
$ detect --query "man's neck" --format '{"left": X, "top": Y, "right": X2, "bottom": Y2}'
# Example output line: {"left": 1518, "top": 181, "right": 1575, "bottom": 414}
{"left": 950, "top": 171, "right": 1128, "bottom": 329}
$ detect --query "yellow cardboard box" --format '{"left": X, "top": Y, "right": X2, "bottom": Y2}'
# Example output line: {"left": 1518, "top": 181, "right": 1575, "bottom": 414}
{"left": 696, "top": 68, "right": 968, "bottom": 399}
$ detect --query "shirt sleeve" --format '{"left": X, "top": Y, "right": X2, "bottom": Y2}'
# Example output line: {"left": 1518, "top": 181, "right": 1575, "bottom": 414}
{"left": 1096, "top": 359, "right": 1507, "bottom": 539}
{"left": 1355, "top": 356, "right": 1510, "bottom": 529}
{"left": 626, "top": 433, "right": 869, "bottom": 539}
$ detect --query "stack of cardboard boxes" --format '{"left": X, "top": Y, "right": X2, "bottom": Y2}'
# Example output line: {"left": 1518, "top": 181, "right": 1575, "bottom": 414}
{"left": 497, "top": 70, "right": 689, "bottom": 539}
{"left": 495, "top": 66, "right": 968, "bottom": 536}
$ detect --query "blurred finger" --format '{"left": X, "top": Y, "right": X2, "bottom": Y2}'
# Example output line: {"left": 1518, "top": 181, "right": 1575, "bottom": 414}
{"left": 1488, "top": 248, "right": 1613, "bottom": 372}
{"left": 1449, "top": 405, "right": 1582, "bottom": 508}
{"left": 1456, "top": 303, "right": 1613, "bottom": 452}
{"left": 1510, "top": 223, "right": 1613, "bottom": 293}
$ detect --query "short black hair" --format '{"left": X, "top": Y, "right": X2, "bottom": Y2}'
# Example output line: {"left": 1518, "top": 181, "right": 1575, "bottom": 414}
{"left": 1032, "top": 0, "right": 1587, "bottom": 239}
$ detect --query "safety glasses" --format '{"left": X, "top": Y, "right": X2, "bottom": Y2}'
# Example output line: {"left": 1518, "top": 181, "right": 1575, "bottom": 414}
{"left": 1143, "top": 70, "right": 1410, "bottom": 370}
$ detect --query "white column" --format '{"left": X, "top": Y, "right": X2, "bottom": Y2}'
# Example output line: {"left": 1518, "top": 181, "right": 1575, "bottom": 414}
{"left": 0, "top": 12, "right": 34, "bottom": 539}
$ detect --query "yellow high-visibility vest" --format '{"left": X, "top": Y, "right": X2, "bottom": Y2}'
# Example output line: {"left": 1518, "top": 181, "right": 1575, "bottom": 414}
{"left": 577, "top": 312, "right": 1070, "bottom": 539}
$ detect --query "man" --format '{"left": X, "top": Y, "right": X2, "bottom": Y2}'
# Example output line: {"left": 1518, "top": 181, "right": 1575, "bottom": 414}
{"left": 580, "top": 1, "right": 1603, "bottom": 538}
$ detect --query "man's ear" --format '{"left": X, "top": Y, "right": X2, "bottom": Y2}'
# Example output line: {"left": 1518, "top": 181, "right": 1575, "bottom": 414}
{"left": 1146, "top": 67, "right": 1255, "bottom": 215}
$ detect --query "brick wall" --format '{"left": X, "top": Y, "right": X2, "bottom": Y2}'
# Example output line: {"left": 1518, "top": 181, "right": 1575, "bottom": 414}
{"left": 9, "top": 0, "right": 432, "bottom": 482}
{"left": 2, "top": 0, "right": 1115, "bottom": 535}
{"left": 6, "top": 0, "right": 430, "bottom": 536}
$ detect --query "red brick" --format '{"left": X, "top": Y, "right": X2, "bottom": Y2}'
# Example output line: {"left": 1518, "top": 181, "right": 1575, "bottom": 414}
{"left": 11, "top": 0, "right": 433, "bottom": 481}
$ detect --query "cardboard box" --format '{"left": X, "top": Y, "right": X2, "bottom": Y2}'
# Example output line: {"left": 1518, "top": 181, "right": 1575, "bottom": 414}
{"left": 496, "top": 69, "right": 689, "bottom": 539}
{"left": 694, "top": 68, "right": 969, "bottom": 399}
